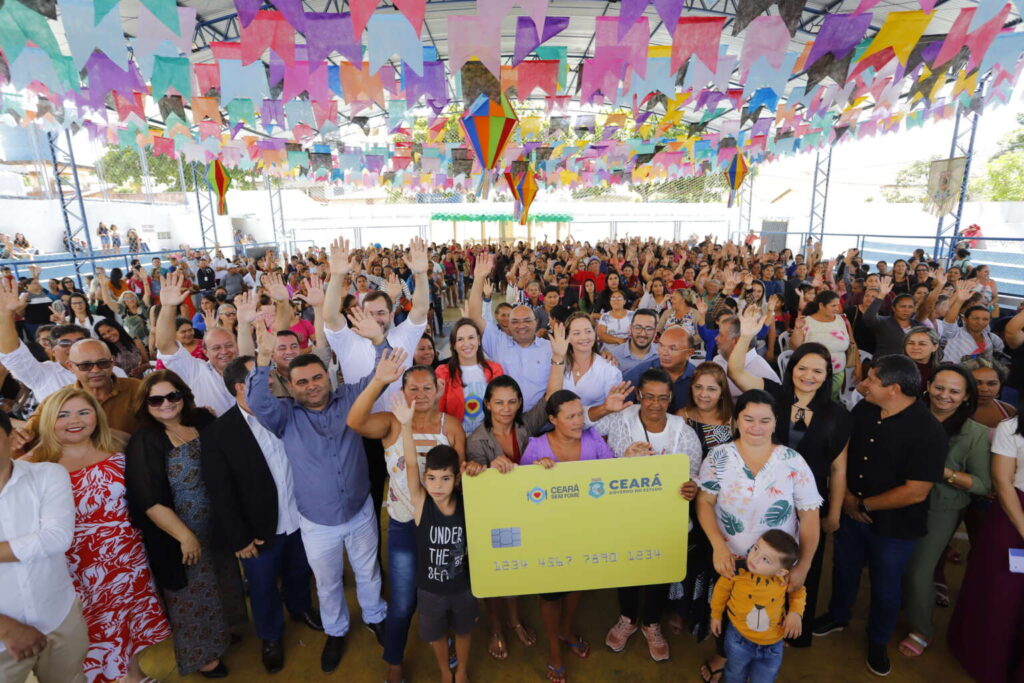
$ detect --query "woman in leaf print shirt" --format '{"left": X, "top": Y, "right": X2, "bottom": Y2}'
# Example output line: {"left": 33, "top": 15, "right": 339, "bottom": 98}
{"left": 695, "top": 389, "right": 823, "bottom": 681}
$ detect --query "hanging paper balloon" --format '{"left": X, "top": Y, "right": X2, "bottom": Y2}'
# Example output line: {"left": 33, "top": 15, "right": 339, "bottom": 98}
{"left": 503, "top": 165, "right": 539, "bottom": 225}
{"left": 459, "top": 93, "right": 519, "bottom": 197}
{"left": 207, "top": 160, "right": 231, "bottom": 215}
{"left": 723, "top": 152, "right": 748, "bottom": 208}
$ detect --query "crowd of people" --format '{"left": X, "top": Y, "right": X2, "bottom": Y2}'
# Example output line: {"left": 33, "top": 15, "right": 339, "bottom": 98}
{"left": 1, "top": 233, "right": 1022, "bottom": 683}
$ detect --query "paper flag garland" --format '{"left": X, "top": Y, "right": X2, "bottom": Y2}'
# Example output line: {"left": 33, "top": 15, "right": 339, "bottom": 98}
{"left": 459, "top": 93, "right": 519, "bottom": 195}
{"left": 207, "top": 160, "right": 231, "bottom": 215}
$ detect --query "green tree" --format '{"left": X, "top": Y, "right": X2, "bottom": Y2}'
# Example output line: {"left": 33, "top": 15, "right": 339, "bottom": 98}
{"left": 972, "top": 148, "right": 1024, "bottom": 201}
{"left": 98, "top": 146, "right": 263, "bottom": 192}
{"left": 880, "top": 156, "right": 938, "bottom": 203}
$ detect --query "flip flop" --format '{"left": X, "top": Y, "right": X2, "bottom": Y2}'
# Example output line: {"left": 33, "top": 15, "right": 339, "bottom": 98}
{"left": 560, "top": 635, "right": 590, "bottom": 659}
{"left": 934, "top": 582, "right": 951, "bottom": 608}
{"left": 898, "top": 633, "right": 929, "bottom": 657}
{"left": 545, "top": 664, "right": 567, "bottom": 683}
{"left": 511, "top": 622, "right": 537, "bottom": 647}
{"left": 700, "top": 659, "right": 725, "bottom": 683}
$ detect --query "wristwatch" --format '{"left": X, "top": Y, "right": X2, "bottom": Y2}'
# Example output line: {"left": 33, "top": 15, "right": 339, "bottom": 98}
{"left": 551, "top": 359, "right": 565, "bottom": 366}
{"left": 947, "top": 472, "right": 958, "bottom": 486}
{"left": 857, "top": 498, "right": 870, "bottom": 515}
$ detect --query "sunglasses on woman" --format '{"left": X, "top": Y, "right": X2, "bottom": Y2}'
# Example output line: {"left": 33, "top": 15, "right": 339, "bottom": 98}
{"left": 146, "top": 391, "right": 184, "bottom": 407}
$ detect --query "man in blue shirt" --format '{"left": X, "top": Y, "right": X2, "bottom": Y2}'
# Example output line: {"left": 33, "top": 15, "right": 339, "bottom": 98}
{"left": 246, "top": 321, "right": 394, "bottom": 674}
{"left": 623, "top": 326, "right": 697, "bottom": 413}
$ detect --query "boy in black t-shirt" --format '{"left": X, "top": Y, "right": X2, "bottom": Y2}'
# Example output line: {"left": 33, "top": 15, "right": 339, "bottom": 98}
{"left": 394, "top": 395, "right": 477, "bottom": 683}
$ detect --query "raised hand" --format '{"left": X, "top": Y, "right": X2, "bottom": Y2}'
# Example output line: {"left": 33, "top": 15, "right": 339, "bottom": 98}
{"left": 329, "top": 237, "right": 352, "bottom": 276}
{"left": 0, "top": 279, "right": 24, "bottom": 313}
{"left": 377, "top": 348, "right": 410, "bottom": 385}
{"left": 159, "top": 271, "right": 188, "bottom": 307}
{"left": 379, "top": 272, "right": 399, "bottom": 302}
{"left": 603, "top": 381, "right": 635, "bottom": 413}
{"left": 265, "top": 272, "right": 289, "bottom": 302}
{"left": 482, "top": 276, "right": 494, "bottom": 299}
{"left": 389, "top": 391, "right": 415, "bottom": 424}
{"left": 235, "top": 289, "right": 259, "bottom": 326}
{"left": 297, "top": 277, "right": 325, "bottom": 308}
{"left": 347, "top": 306, "right": 383, "bottom": 340}
{"left": 404, "top": 237, "right": 429, "bottom": 275}
{"left": 877, "top": 275, "right": 893, "bottom": 299}
{"left": 694, "top": 297, "right": 708, "bottom": 316}
{"left": 955, "top": 279, "right": 973, "bottom": 301}
{"left": 475, "top": 252, "right": 495, "bottom": 279}
{"left": 549, "top": 320, "right": 569, "bottom": 360}
{"left": 739, "top": 304, "right": 767, "bottom": 337}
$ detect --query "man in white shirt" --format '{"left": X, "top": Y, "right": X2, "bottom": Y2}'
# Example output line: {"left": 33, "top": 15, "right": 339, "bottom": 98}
{"left": 0, "top": 412, "right": 88, "bottom": 683}
{"left": 712, "top": 314, "right": 780, "bottom": 396}
{"left": 0, "top": 281, "right": 131, "bottom": 413}
{"left": 155, "top": 271, "right": 239, "bottom": 415}
{"left": 322, "top": 236, "right": 430, "bottom": 536}
{"left": 201, "top": 356, "right": 319, "bottom": 675}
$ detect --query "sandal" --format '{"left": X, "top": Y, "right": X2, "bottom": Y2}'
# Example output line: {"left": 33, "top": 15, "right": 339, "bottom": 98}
{"left": 934, "top": 582, "right": 951, "bottom": 608}
{"left": 511, "top": 621, "right": 537, "bottom": 647}
{"left": 560, "top": 635, "right": 590, "bottom": 659}
{"left": 545, "top": 664, "right": 567, "bottom": 683}
{"left": 700, "top": 659, "right": 725, "bottom": 683}
{"left": 488, "top": 632, "right": 509, "bottom": 660}
{"left": 898, "top": 633, "right": 929, "bottom": 657}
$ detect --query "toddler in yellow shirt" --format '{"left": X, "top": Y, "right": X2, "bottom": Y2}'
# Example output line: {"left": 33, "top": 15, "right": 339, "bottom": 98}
{"left": 710, "top": 530, "right": 806, "bottom": 683}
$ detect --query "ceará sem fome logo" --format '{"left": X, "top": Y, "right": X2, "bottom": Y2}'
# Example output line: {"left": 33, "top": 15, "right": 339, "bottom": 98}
{"left": 527, "top": 486, "right": 547, "bottom": 503}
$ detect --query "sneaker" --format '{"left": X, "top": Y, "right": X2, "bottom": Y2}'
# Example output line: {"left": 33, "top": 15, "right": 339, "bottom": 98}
{"left": 867, "top": 642, "right": 892, "bottom": 676}
{"left": 641, "top": 623, "right": 670, "bottom": 662}
{"left": 604, "top": 615, "right": 638, "bottom": 652}
{"left": 812, "top": 613, "right": 847, "bottom": 637}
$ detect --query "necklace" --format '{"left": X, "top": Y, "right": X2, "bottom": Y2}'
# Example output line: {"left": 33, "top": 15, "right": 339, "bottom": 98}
{"left": 165, "top": 424, "right": 196, "bottom": 444}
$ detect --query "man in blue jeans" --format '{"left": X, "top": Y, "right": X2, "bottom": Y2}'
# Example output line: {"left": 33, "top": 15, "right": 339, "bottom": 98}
{"left": 812, "top": 355, "right": 946, "bottom": 677}
{"left": 201, "top": 356, "right": 321, "bottom": 674}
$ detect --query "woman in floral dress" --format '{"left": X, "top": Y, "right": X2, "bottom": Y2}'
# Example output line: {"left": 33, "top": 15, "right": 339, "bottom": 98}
{"left": 695, "top": 389, "right": 823, "bottom": 682}
{"left": 25, "top": 386, "right": 170, "bottom": 683}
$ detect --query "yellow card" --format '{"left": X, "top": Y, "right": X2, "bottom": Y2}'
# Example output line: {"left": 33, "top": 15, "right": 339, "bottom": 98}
{"left": 463, "top": 454, "right": 690, "bottom": 598}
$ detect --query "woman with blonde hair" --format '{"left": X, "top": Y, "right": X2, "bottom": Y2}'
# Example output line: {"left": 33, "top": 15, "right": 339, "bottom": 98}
{"left": 562, "top": 311, "right": 623, "bottom": 408}
{"left": 26, "top": 386, "right": 171, "bottom": 683}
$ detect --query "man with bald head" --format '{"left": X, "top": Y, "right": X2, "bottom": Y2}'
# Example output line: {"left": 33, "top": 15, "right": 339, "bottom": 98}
{"left": 623, "top": 326, "right": 697, "bottom": 413}
{"left": 0, "top": 279, "right": 129, "bottom": 407}
{"left": 155, "top": 271, "right": 238, "bottom": 415}
{"left": 468, "top": 253, "right": 552, "bottom": 409}
{"left": 61, "top": 339, "right": 141, "bottom": 433}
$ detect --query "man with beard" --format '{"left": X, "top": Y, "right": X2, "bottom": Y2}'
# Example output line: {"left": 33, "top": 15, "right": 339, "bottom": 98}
{"left": 322, "top": 236, "right": 430, "bottom": 546}
{"left": 245, "top": 330, "right": 400, "bottom": 674}
{"left": 609, "top": 308, "right": 660, "bottom": 375}
{"left": 155, "top": 271, "right": 238, "bottom": 415}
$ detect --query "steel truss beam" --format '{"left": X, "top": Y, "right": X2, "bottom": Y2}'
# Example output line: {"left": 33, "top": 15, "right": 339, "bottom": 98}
{"left": 934, "top": 78, "right": 987, "bottom": 261}
{"left": 191, "top": 163, "right": 218, "bottom": 249}
{"left": 47, "top": 129, "right": 97, "bottom": 288}
{"left": 738, "top": 172, "right": 753, "bottom": 237}
{"left": 807, "top": 145, "right": 832, "bottom": 252}
{"left": 266, "top": 175, "right": 289, "bottom": 252}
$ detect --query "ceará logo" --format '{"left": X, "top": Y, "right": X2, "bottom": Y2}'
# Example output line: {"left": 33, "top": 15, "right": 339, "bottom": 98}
{"left": 527, "top": 487, "right": 547, "bottom": 504}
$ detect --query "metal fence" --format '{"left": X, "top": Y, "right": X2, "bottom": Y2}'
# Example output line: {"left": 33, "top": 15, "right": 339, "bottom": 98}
{"left": 0, "top": 242, "right": 280, "bottom": 287}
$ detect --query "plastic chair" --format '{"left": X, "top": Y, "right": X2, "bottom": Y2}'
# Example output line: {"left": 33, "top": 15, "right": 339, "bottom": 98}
{"left": 777, "top": 350, "right": 794, "bottom": 378}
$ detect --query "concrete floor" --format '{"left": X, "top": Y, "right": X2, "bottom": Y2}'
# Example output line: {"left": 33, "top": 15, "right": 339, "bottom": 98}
{"left": 136, "top": 531, "right": 975, "bottom": 682}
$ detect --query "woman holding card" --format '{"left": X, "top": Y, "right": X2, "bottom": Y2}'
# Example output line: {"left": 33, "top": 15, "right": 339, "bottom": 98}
{"left": 948, "top": 399, "right": 1024, "bottom": 682}
{"left": 520, "top": 379, "right": 615, "bottom": 683}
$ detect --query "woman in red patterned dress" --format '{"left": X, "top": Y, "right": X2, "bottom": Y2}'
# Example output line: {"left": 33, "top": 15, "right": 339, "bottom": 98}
{"left": 25, "top": 386, "right": 171, "bottom": 683}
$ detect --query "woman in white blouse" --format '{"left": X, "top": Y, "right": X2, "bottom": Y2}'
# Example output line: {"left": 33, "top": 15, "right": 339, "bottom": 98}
{"left": 561, "top": 312, "right": 623, "bottom": 408}
{"left": 587, "top": 367, "right": 704, "bottom": 661}
{"left": 597, "top": 291, "right": 634, "bottom": 345}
